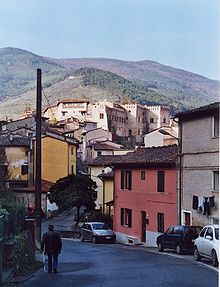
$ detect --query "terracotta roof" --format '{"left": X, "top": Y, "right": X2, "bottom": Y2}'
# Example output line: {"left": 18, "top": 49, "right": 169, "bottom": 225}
{"left": 0, "top": 136, "right": 30, "bottom": 147}
{"left": 98, "top": 171, "right": 114, "bottom": 179}
{"left": 175, "top": 102, "right": 219, "bottom": 121}
{"left": 91, "top": 142, "right": 123, "bottom": 151}
{"left": 57, "top": 99, "right": 90, "bottom": 105}
{"left": 89, "top": 145, "right": 178, "bottom": 167}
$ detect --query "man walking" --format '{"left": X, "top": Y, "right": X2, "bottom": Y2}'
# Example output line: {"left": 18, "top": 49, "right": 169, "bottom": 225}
{"left": 41, "top": 224, "right": 62, "bottom": 273}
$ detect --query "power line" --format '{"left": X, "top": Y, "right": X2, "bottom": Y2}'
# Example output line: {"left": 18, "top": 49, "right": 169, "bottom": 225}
{"left": 41, "top": 87, "right": 57, "bottom": 122}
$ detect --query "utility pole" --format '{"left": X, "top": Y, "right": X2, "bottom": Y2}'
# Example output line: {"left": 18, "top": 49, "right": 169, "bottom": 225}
{"left": 35, "top": 68, "right": 42, "bottom": 246}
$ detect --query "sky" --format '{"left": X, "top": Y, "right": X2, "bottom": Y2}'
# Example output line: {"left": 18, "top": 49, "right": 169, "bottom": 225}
{"left": 0, "top": 0, "right": 220, "bottom": 80}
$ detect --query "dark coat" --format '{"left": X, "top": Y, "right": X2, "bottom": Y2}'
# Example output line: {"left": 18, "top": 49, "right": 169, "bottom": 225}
{"left": 41, "top": 230, "right": 62, "bottom": 254}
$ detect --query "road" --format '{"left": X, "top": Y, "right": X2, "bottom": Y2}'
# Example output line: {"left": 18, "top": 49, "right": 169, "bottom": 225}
{"left": 20, "top": 239, "right": 218, "bottom": 287}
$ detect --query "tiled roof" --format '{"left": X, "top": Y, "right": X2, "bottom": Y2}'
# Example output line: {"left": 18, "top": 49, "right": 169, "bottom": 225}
{"left": 89, "top": 145, "right": 178, "bottom": 167}
{"left": 175, "top": 102, "right": 219, "bottom": 121}
{"left": 98, "top": 171, "right": 114, "bottom": 179}
{"left": 91, "top": 142, "right": 122, "bottom": 151}
{"left": 57, "top": 99, "right": 90, "bottom": 105}
{"left": 0, "top": 136, "right": 30, "bottom": 146}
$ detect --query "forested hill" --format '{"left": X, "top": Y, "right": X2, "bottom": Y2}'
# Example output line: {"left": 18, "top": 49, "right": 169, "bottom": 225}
{"left": 51, "top": 57, "right": 219, "bottom": 107}
{"left": 0, "top": 47, "right": 219, "bottom": 120}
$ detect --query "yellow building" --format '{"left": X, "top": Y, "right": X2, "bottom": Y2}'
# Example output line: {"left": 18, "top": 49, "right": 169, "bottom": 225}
{"left": 98, "top": 171, "right": 114, "bottom": 215}
{"left": 0, "top": 136, "right": 30, "bottom": 188}
{"left": 34, "top": 131, "right": 78, "bottom": 183}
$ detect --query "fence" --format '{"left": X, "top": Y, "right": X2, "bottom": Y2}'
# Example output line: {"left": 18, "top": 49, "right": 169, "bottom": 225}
{"left": 0, "top": 215, "right": 5, "bottom": 285}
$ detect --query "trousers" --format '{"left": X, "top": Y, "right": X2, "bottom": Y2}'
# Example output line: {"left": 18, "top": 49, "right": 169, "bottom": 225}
{"left": 47, "top": 253, "right": 59, "bottom": 273}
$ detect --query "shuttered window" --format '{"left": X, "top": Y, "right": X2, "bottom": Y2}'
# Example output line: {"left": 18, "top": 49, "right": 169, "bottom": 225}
{"left": 121, "top": 170, "right": 132, "bottom": 190}
{"left": 157, "top": 171, "right": 165, "bottom": 192}
{"left": 157, "top": 212, "right": 164, "bottom": 233}
{"left": 121, "top": 208, "right": 132, "bottom": 228}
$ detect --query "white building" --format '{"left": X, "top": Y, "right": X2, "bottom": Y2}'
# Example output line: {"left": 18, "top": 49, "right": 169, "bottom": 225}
{"left": 145, "top": 105, "right": 170, "bottom": 131}
{"left": 43, "top": 99, "right": 90, "bottom": 122}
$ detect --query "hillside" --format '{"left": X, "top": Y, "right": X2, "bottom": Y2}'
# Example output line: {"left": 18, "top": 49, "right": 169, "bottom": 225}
{"left": 0, "top": 47, "right": 69, "bottom": 100}
{"left": 51, "top": 57, "right": 219, "bottom": 107}
{"left": 0, "top": 47, "right": 219, "bottom": 120}
{"left": 0, "top": 67, "right": 185, "bottom": 120}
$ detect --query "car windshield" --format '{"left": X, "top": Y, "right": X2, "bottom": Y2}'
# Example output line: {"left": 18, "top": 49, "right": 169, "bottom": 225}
{"left": 215, "top": 228, "right": 219, "bottom": 240}
{"left": 92, "top": 223, "right": 108, "bottom": 230}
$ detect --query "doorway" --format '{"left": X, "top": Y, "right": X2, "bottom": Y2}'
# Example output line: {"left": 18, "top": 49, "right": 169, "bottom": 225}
{"left": 141, "top": 211, "right": 146, "bottom": 242}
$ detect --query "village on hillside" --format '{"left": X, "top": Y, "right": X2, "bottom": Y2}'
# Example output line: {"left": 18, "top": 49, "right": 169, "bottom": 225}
{"left": 0, "top": 98, "right": 219, "bottom": 249}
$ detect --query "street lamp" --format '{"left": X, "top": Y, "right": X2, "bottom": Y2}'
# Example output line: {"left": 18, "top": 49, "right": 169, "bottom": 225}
{"left": 158, "top": 128, "right": 182, "bottom": 225}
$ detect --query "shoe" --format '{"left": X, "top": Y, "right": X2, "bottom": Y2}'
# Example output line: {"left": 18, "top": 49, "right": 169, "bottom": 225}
{"left": 53, "top": 269, "right": 58, "bottom": 273}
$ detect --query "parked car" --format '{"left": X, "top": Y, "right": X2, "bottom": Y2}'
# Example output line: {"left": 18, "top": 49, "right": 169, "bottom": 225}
{"left": 156, "top": 225, "right": 202, "bottom": 254}
{"left": 25, "top": 207, "right": 46, "bottom": 219}
{"left": 80, "top": 222, "right": 116, "bottom": 244}
{"left": 194, "top": 225, "right": 219, "bottom": 267}
{"left": 25, "top": 207, "right": 34, "bottom": 219}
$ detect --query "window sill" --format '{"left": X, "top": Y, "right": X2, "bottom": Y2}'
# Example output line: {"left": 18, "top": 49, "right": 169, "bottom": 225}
{"left": 212, "top": 190, "right": 219, "bottom": 193}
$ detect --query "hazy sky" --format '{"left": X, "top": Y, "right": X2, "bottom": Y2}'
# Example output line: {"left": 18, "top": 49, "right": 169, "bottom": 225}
{"left": 0, "top": 0, "right": 220, "bottom": 80}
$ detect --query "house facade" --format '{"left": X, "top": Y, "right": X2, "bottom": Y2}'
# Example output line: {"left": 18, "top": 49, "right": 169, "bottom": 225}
{"left": 33, "top": 131, "right": 78, "bottom": 183}
{"left": 145, "top": 105, "right": 170, "bottom": 131}
{"left": 0, "top": 135, "right": 30, "bottom": 188}
{"left": 112, "top": 145, "right": 178, "bottom": 246}
{"left": 144, "top": 125, "right": 178, "bottom": 148}
{"left": 43, "top": 99, "right": 90, "bottom": 122}
{"left": 176, "top": 102, "right": 219, "bottom": 227}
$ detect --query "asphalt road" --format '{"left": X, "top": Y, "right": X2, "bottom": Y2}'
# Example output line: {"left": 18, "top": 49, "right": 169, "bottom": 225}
{"left": 20, "top": 239, "right": 218, "bottom": 287}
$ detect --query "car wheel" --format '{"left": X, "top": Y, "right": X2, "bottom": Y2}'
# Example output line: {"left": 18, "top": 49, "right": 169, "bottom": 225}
{"left": 176, "top": 244, "right": 182, "bottom": 255}
{"left": 158, "top": 242, "right": 164, "bottom": 252}
{"left": 92, "top": 236, "right": 97, "bottom": 244}
{"left": 212, "top": 250, "right": 218, "bottom": 267}
{"left": 194, "top": 247, "right": 201, "bottom": 261}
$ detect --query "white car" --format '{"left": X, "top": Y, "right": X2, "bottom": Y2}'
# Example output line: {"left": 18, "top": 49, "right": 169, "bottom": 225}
{"left": 194, "top": 225, "right": 219, "bottom": 266}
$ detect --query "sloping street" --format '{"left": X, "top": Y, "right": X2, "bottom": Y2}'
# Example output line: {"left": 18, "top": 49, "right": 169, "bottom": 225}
{"left": 20, "top": 239, "right": 218, "bottom": 287}
{"left": 17, "top": 211, "right": 218, "bottom": 287}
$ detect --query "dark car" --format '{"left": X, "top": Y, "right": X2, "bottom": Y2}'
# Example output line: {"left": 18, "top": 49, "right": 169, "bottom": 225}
{"left": 80, "top": 222, "right": 116, "bottom": 244}
{"left": 156, "top": 225, "right": 202, "bottom": 254}
{"left": 25, "top": 207, "right": 46, "bottom": 219}
{"left": 25, "top": 207, "right": 35, "bottom": 219}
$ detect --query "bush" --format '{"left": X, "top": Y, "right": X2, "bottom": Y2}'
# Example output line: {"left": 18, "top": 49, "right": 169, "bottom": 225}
{"left": 0, "top": 190, "right": 25, "bottom": 238}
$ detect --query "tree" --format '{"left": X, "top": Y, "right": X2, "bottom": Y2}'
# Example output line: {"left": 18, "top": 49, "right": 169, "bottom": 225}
{"left": 48, "top": 174, "right": 97, "bottom": 223}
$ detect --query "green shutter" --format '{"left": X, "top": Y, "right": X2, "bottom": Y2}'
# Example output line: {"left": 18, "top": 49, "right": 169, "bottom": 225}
{"left": 121, "top": 208, "right": 124, "bottom": 226}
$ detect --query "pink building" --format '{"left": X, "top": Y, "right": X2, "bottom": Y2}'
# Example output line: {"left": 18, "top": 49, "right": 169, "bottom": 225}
{"left": 112, "top": 145, "right": 178, "bottom": 247}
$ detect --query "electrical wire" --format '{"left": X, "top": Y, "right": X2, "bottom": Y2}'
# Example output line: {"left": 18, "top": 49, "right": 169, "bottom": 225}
{"left": 42, "top": 87, "right": 57, "bottom": 123}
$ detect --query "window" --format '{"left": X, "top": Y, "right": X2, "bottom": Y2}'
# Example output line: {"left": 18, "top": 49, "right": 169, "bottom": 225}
{"left": 125, "top": 171, "right": 132, "bottom": 190}
{"left": 121, "top": 208, "right": 132, "bottom": 227}
{"left": 141, "top": 171, "right": 145, "bottom": 180}
{"left": 97, "top": 151, "right": 102, "bottom": 156}
{"left": 71, "top": 146, "right": 74, "bottom": 155}
{"left": 213, "top": 171, "right": 219, "bottom": 191}
{"left": 21, "top": 165, "right": 28, "bottom": 175}
{"left": 61, "top": 111, "right": 67, "bottom": 116}
{"left": 200, "top": 227, "right": 207, "bottom": 238}
{"left": 206, "top": 227, "right": 213, "bottom": 239}
{"left": 150, "top": 117, "right": 154, "bottom": 123}
{"left": 157, "top": 213, "right": 164, "bottom": 233}
{"left": 121, "top": 170, "right": 132, "bottom": 190}
{"left": 99, "top": 113, "right": 104, "bottom": 119}
{"left": 213, "top": 114, "right": 219, "bottom": 137}
{"left": 71, "top": 165, "right": 74, "bottom": 174}
{"left": 157, "top": 171, "right": 165, "bottom": 192}
{"left": 165, "top": 226, "right": 173, "bottom": 234}
{"left": 163, "top": 117, "right": 166, "bottom": 124}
